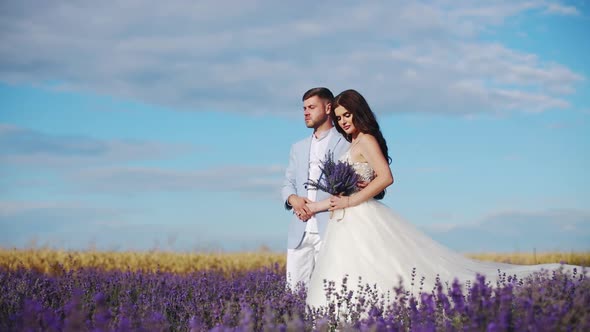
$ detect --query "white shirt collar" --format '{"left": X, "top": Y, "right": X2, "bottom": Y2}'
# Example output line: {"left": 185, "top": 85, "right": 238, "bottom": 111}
{"left": 312, "top": 127, "right": 334, "bottom": 141}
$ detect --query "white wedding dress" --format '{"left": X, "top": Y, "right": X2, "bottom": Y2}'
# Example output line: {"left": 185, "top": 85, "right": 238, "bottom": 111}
{"left": 306, "top": 149, "right": 584, "bottom": 308}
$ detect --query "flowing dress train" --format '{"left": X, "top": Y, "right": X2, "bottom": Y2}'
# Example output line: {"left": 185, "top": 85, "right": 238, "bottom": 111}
{"left": 306, "top": 150, "right": 583, "bottom": 309}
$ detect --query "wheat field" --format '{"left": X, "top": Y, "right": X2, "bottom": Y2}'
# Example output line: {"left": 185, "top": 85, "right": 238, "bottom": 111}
{"left": 1, "top": 248, "right": 588, "bottom": 275}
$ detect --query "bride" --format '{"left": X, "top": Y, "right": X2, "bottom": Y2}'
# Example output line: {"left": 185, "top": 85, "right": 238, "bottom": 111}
{"left": 305, "top": 89, "right": 584, "bottom": 309}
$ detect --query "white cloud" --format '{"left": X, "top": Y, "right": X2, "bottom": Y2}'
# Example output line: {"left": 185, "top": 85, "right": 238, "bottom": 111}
{"left": 0, "top": 200, "right": 80, "bottom": 217}
{"left": 68, "top": 164, "right": 285, "bottom": 194}
{"left": 544, "top": 3, "right": 580, "bottom": 15}
{"left": 410, "top": 166, "right": 448, "bottom": 173}
{"left": 0, "top": 123, "right": 284, "bottom": 197}
{"left": 0, "top": 1, "right": 584, "bottom": 115}
{"left": 424, "top": 208, "right": 590, "bottom": 252}
{"left": 0, "top": 200, "right": 129, "bottom": 230}
{"left": 546, "top": 122, "right": 568, "bottom": 130}
{"left": 0, "top": 123, "right": 196, "bottom": 168}
{"left": 0, "top": 198, "right": 284, "bottom": 251}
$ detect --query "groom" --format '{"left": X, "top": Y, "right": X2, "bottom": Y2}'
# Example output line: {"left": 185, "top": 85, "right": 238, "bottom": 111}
{"left": 281, "top": 87, "right": 351, "bottom": 290}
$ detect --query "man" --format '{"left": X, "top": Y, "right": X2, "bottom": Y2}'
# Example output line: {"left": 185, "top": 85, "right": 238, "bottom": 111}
{"left": 281, "top": 87, "right": 350, "bottom": 290}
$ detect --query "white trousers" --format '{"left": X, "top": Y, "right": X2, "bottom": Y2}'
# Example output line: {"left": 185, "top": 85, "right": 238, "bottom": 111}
{"left": 286, "top": 232, "right": 322, "bottom": 291}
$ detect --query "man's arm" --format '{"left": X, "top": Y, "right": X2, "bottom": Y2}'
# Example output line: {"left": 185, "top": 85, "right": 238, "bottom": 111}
{"left": 281, "top": 145, "right": 298, "bottom": 210}
{"left": 281, "top": 144, "right": 313, "bottom": 220}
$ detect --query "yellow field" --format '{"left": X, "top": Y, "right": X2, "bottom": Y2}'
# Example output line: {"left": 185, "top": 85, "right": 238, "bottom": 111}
{"left": 1, "top": 248, "right": 588, "bottom": 275}
{"left": 0, "top": 248, "right": 286, "bottom": 275}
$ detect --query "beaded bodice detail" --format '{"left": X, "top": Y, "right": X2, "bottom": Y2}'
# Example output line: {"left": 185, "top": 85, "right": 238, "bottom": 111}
{"left": 341, "top": 149, "right": 375, "bottom": 183}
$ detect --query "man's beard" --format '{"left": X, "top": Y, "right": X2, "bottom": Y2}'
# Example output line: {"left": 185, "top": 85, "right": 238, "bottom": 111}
{"left": 306, "top": 117, "right": 328, "bottom": 129}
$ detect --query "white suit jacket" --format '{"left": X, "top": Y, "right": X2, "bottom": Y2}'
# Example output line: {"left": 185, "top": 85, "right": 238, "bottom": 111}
{"left": 281, "top": 127, "right": 350, "bottom": 249}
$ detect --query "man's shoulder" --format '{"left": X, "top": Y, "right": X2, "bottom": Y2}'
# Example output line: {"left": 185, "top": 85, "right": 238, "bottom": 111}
{"left": 291, "top": 135, "right": 311, "bottom": 149}
{"left": 332, "top": 134, "right": 350, "bottom": 150}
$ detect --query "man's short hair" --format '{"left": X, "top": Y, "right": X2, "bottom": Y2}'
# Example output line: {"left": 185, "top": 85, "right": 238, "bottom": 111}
{"left": 302, "top": 87, "right": 334, "bottom": 103}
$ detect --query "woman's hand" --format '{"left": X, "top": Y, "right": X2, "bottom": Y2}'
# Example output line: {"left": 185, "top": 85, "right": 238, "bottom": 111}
{"left": 328, "top": 194, "right": 353, "bottom": 211}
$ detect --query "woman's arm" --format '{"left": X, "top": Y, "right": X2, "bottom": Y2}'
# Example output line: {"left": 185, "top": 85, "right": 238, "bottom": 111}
{"left": 329, "top": 134, "right": 393, "bottom": 211}
{"left": 306, "top": 198, "right": 331, "bottom": 214}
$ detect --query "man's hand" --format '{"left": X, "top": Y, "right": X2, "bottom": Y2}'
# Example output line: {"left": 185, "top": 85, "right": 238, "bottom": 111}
{"left": 288, "top": 195, "right": 313, "bottom": 221}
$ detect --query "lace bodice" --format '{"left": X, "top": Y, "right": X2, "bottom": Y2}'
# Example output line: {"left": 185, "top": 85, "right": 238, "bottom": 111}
{"left": 340, "top": 149, "right": 375, "bottom": 183}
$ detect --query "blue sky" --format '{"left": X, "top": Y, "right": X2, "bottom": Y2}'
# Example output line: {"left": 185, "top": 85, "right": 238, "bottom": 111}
{"left": 1, "top": 0, "right": 589, "bottom": 253}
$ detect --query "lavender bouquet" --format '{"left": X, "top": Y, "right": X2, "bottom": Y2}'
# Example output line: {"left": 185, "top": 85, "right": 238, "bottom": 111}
{"left": 305, "top": 152, "right": 359, "bottom": 220}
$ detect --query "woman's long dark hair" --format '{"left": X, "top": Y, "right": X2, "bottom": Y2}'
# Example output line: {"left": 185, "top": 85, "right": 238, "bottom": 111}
{"left": 331, "top": 89, "right": 391, "bottom": 164}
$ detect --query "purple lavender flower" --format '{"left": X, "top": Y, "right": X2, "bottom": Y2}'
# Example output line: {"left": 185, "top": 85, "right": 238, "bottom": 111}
{"left": 1, "top": 262, "right": 588, "bottom": 330}
{"left": 305, "top": 152, "right": 360, "bottom": 196}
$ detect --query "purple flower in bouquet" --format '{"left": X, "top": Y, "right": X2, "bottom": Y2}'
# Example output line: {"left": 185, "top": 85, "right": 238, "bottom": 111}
{"left": 305, "top": 152, "right": 360, "bottom": 197}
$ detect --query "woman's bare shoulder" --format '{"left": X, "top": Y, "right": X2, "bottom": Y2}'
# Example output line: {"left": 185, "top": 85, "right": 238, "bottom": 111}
{"left": 359, "top": 133, "right": 379, "bottom": 146}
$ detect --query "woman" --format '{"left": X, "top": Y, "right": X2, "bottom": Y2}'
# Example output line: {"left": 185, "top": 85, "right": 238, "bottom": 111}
{"left": 305, "top": 89, "right": 583, "bottom": 309}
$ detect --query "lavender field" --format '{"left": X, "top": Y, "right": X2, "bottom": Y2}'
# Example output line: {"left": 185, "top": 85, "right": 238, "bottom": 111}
{"left": 1, "top": 251, "right": 589, "bottom": 331}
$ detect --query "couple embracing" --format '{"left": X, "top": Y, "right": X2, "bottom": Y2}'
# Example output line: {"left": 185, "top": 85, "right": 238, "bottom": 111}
{"left": 281, "top": 87, "right": 582, "bottom": 309}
